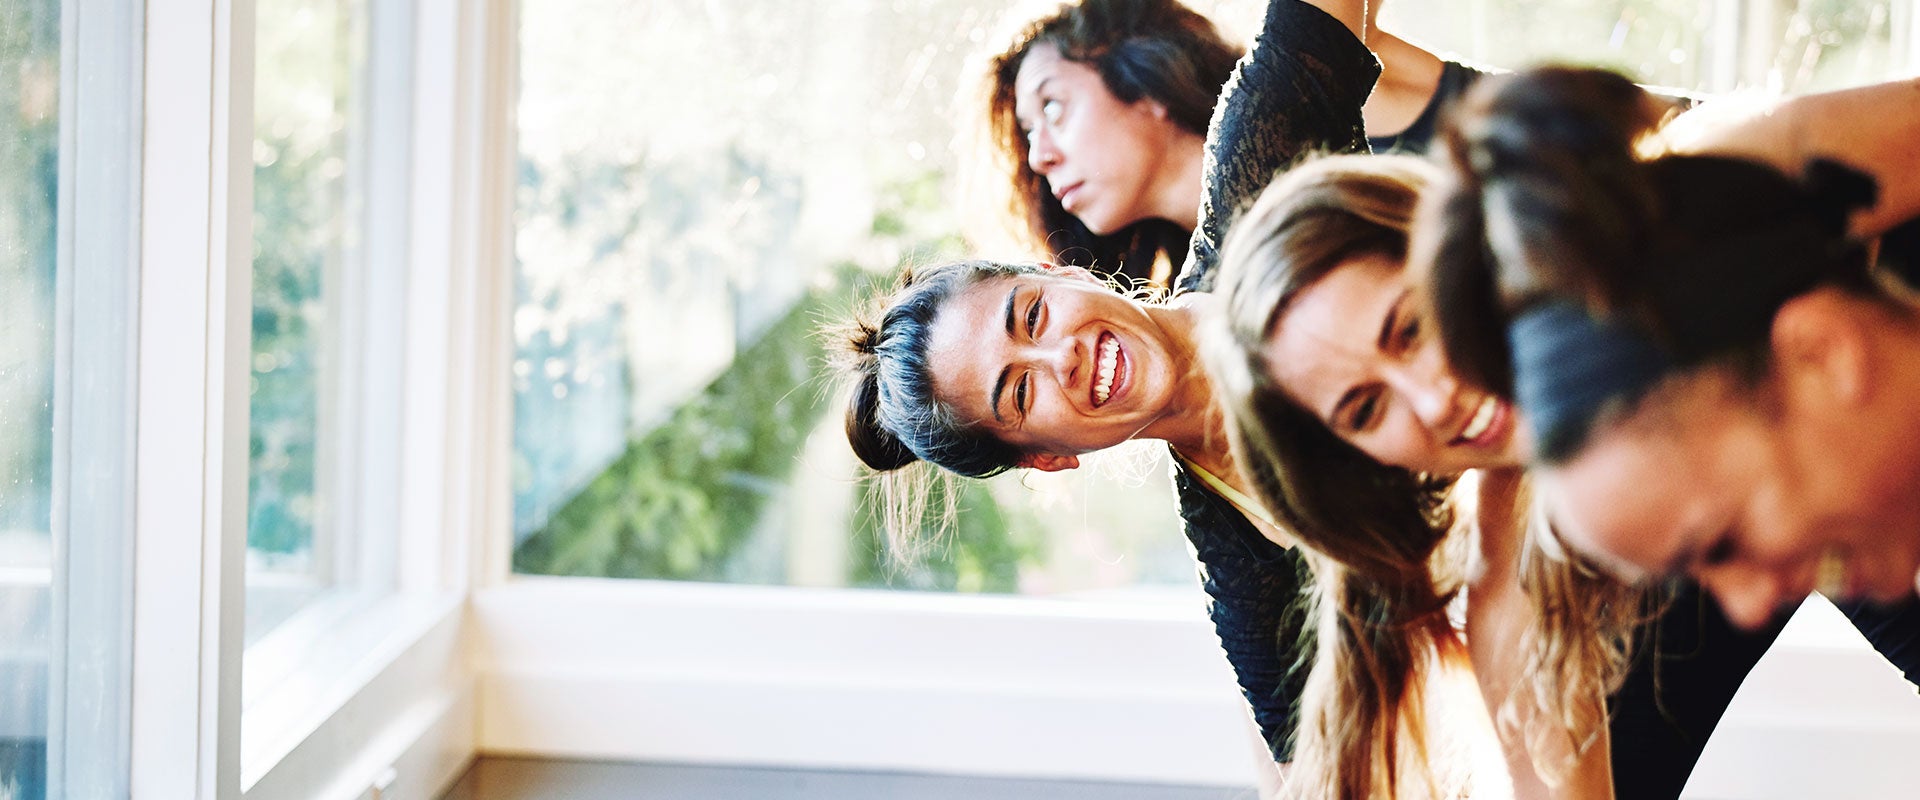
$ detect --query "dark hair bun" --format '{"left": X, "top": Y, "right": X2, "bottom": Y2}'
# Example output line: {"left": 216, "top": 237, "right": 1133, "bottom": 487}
{"left": 1803, "top": 157, "right": 1879, "bottom": 234}
{"left": 845, "top": 372, "right": 918, "bottom": 471}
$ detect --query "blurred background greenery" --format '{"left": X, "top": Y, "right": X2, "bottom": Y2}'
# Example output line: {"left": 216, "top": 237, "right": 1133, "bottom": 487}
{"left": 501, "top": 0, "right": 1915, "bottom": 594}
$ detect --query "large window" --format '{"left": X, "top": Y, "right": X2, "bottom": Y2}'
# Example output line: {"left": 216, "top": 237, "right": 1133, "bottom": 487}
{"left": 507, "top": 0, "right": 1917, "bottom": 596}
{"left": 508, "top": 0, "right": 1199, "bottom": 595}
{"left": 1385, "top": 0, "right": 1916, "bottom": 94}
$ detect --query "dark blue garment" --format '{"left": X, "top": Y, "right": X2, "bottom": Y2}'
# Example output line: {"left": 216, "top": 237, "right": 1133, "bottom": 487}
{"left": 1166, "top": 0, "right": 1377, "bottom": 760}
{"left": 1367, "top": 59, "right": 1487, "bottom": 155}
{"left": 1171, "top": 459, "right": 1312, "bottom": 760}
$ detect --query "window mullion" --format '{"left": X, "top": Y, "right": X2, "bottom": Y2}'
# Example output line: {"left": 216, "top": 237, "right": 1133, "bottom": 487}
{"left": 131, "top": 1, "right": 255, "bottom": 797}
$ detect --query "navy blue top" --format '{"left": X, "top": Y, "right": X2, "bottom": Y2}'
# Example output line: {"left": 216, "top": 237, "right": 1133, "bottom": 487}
{"left": 1367, "top": 59, "right": 1488, "bottom": 155}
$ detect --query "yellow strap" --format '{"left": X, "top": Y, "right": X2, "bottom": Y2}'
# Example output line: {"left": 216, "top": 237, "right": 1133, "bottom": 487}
{"left": 1179, "top": 455, "right": 1281, "bottom": 532}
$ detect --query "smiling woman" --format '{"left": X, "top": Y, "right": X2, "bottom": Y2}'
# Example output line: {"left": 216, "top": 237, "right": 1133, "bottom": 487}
{"left": 839, "top": 2, "right": 1384, "bottom": 774}
{"left": 923, "top": 267, "right": 1202, "bottom": 468}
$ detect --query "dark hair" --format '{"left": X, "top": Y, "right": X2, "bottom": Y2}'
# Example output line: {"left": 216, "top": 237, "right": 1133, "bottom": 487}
{"left": 981, "top": 0, "right": 1239, "bottom": 283}
{"left": 834, "top": 260, "right": 1045, "bottom": 478}
{"left": 1419, "top": 66, "right": 1883, "bottom": 462}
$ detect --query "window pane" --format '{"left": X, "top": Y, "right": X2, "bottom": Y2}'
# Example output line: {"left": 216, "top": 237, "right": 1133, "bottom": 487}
{"left": 0, "top": 0, "right": 57, "bottom": 795}
{"left": 508, "top": 0, "right": 1913, "bottom": 593}
{"left": 250, "top": 0, "right": 368, "bottom": 641}
{"left": 1383, "top": 0, "right": 1915, "bottom": 94}
{"left": 509, "top": 0, "right": 1200, "bottom": 594}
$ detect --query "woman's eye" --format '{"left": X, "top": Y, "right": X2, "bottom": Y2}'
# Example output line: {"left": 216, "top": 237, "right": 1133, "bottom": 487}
{"left": 1016, "top": 374, "right": 1031, "bottom": 414}
{"left": 1041, "top": 99, "right": 1063, "bottom": 125}
{"left": 1350, "top": 394, "right": 1381, "bottom": 432}
{"left": 1396, "top": 312, "right": 1422, "bottom": 348}
{"left": 1027, "top": 297, "right": 1042, "bottom": 338}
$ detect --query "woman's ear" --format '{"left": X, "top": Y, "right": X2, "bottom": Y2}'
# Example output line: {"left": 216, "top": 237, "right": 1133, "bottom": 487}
{"left": 1771, "top": 288, "right": 1870, "bottom": 408}
{"left": 1017, "top": 452, "right": 1082, "bottom": 472}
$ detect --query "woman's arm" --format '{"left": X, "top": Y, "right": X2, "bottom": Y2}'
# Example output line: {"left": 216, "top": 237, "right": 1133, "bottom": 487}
{"left": 1362, "top": 28, "right": 1446, "bottom": 139}
{"left": 1302, "top": 0, "right": 1366, "bottom": 38}
{"left": 1353, "top": 0, "right": 1449, "bottom": 140}
{"left": 1466, "top": 471, "right": 1614, "bottom": 800}
{"left": 1176, "top": 0, "right": 1382, "bottom": 292}
{"left": 1173, "top": 464, "right": 1315, "bottom": 764}
{"left": 1665, "top": 78, "right": 1920, "bottom": 237}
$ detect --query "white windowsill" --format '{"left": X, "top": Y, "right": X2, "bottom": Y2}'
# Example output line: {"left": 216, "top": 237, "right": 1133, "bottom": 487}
{"left": 241, "top": 590, "right": 465, "bottom": 792}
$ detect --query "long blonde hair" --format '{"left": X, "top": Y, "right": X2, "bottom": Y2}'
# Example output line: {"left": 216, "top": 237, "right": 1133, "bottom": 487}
{"left": 1204, "top": 154, "right": 1648, "bottom": 795}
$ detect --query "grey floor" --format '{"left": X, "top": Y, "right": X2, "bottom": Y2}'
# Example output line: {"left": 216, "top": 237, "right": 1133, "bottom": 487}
{"left": 440, "top": 757, "right": 1259, "bottom": 800}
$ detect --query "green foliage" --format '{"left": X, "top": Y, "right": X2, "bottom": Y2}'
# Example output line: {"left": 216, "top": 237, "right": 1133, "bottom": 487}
{"left": 512, "top": 269, "right": 849, "bottom": 579}
{"left": 847, "top": 477, "right": 1040, "bottom": 593}
{"left": 247, "top": 132, "right": 329, "bottom": 555}
{"left": 514, "top": 167, "right": 1037, "bottom": 590}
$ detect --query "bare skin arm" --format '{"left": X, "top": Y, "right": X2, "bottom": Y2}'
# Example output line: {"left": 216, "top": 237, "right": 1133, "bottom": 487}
{"left": 1361, "top": 27, "right": 1445, "bottom": 137}
{"left": 1300, "top": 0, "right": 1447, "bottom": 139}
{"left": 1302, "top": 0, "right": 1367, "bottom": 38}
{"left": 1665, "top": 78, "right": 1920, "bottom": 238}
{"left": 1467, "top": 470, "right": 1615, "bottom": 800}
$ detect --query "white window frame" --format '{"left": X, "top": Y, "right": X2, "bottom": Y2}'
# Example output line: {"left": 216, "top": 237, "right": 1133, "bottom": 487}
{"left": 107, "top": 0, "right": 1920, "bottom": 797}
{"left": 132, "top": 1, "right": 493, "bottom": 798}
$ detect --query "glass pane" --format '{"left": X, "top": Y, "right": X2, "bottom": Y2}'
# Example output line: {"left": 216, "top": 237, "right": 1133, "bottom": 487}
{"left": 0, "top": 0, "right": 58, "bottom": 795}
{"left": 250, "top": 0, "right": 368, "bottom": 641}
{"left": 510, "top": 0, "right": 1207, "bottom": 595}
{"left": 1383, "top": 0, "right": 1914, "bottom": 94}
{"left": 508, "top": 0, "right": 1912, "bottom": 594}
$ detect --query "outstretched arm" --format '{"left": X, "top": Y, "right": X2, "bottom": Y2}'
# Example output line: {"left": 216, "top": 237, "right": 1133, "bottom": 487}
{"left": 1466, "top": 471, "right": 1615, "bottom": 800}
{"left": 1175, "top": 0, "right": 1382, "bottom": 292}
{"left": 1363, "top": 27, "right": 1447, "bottom": 138}
{"left": 1666, "top": 78, "right": 1920, "bottom": 238}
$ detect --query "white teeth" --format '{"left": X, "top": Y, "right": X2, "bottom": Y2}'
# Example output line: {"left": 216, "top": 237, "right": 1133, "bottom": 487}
{"left": 1460, "top": 397, "right": 1496, "bottom": 442}
{"left": 1093, "top": 337, "right": 1119, "bottom": 405}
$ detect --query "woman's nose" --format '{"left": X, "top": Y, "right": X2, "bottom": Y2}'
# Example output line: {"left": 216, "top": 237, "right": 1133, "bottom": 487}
{"left": 1388, "top": 362, "right": 1459, "bottom": 434}
{"left": 1033, "top": 335, "right": 1079, "bottom": 383}
{"left": 1700, "top": 565, "right": 1791, "bottom": 631}
{"left": 1028, "top": 128, "right": 1062, "bottom": 174}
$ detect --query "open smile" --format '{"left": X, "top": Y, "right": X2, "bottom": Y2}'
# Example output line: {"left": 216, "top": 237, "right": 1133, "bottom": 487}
{"left": 1091, "top": 331, "right": 1126, "bottom": 408}
{"left": 1450, "top": 396, "right": 1509, "bottom": 448}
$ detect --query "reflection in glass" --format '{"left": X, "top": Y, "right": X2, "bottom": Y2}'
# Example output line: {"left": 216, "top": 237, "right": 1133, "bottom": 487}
{"left": 249, "top": 0, "right": 367, "bottom": 641}
{"left": 0, "top": 1, "right": 58, "bottom": 795}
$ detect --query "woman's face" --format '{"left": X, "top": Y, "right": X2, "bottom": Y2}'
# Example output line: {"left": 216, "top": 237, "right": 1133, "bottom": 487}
{"left": 1262, "top": 253, "right": 1525, "bottom": 475}
{"left": 1013, "top": 43, "right": 1184, "bottom": 235}
{"left": 1541, "top": 299, "right": 1920, "bottom": 629}
{"left": 925, "top": 269, "right": 1184, "bottom": 469}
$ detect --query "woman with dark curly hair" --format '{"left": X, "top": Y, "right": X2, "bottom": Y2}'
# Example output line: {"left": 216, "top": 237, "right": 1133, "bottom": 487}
{"left": 971, "top": 0, "right": 1469, "bottom": 285}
